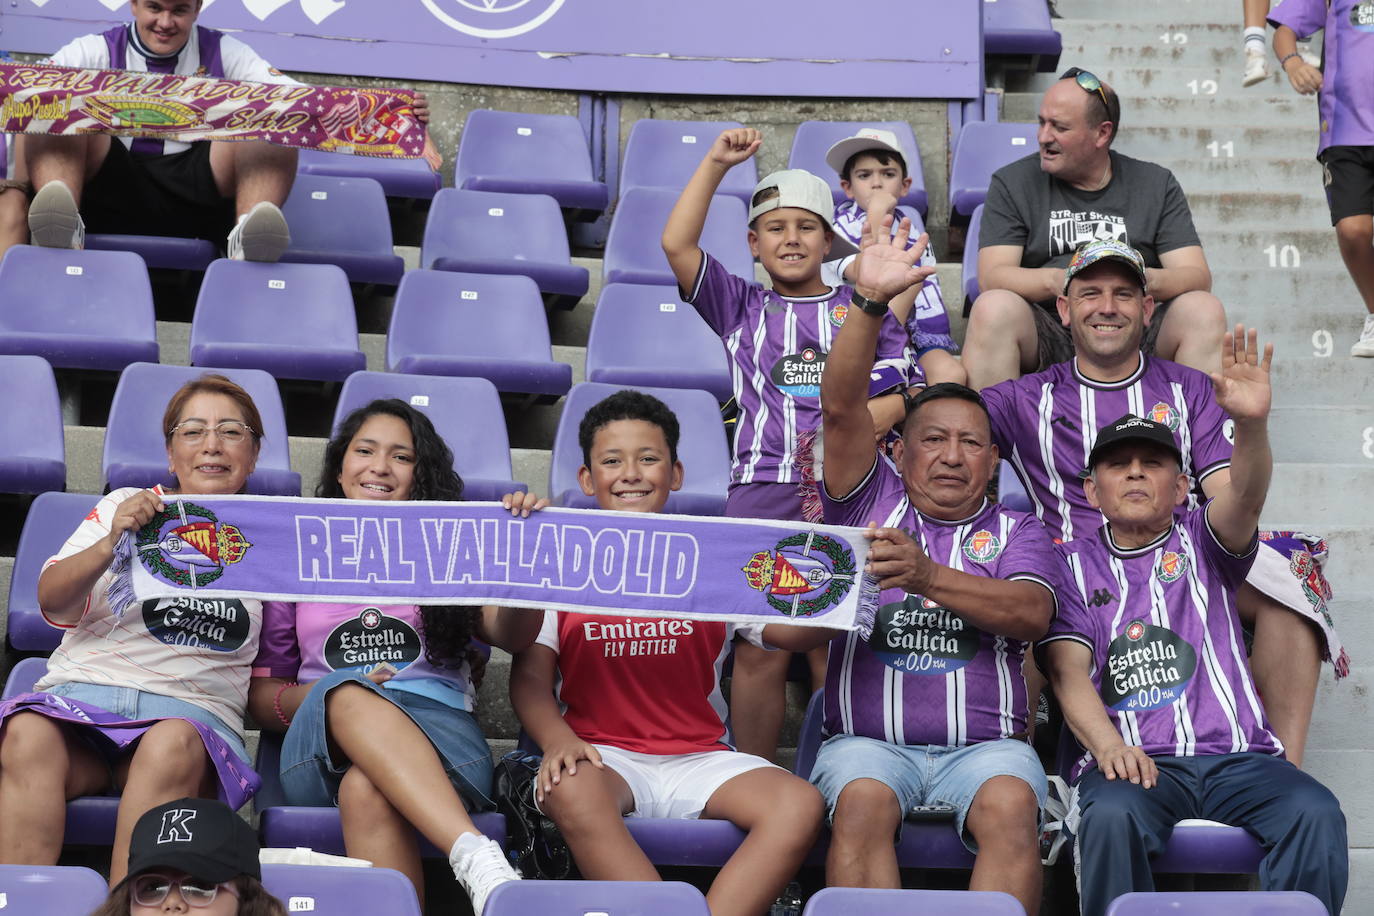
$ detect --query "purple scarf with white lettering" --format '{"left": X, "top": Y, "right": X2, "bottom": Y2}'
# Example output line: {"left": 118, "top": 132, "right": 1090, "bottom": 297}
{"left": 109, "top": 496, "right": 875, "bottom": 630}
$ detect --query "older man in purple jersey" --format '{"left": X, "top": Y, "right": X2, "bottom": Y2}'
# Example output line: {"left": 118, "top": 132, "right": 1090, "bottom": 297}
{"left": 812, "top": 217, "right": 1064, "bottom": 913}
{"left": 980, "top": 239, "right": 1342, "bottom": 767}
{"left": 1038, "top": 333, "right": 1347, "bottom": 916}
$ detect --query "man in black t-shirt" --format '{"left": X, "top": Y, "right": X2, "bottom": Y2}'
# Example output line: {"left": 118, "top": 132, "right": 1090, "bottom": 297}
{"left": 963, "top": 68, "right": 1228, "bottom": 389}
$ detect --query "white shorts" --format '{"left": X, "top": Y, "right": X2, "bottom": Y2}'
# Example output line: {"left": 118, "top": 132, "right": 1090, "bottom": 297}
{"left": 596, "top": 744, "right": 781, "bottom": 820}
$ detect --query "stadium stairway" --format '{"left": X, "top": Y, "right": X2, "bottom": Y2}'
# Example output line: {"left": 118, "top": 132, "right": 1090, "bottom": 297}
{"left": 1007, "top": 0, "right": 1374, "bottom": 908}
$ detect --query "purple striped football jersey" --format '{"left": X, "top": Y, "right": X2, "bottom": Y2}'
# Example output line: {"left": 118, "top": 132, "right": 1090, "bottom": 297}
{"left": 982, "top": 355, "right": 1233, "bottom": 543}
{"left": 819, "top": 456, "right": 1063, "bottom": 746}
{"left": 685, "top": 254, "right": 917, "bottom": 487}
{"left": 1042, "top": 505, "right": 1283, "bottom": 783}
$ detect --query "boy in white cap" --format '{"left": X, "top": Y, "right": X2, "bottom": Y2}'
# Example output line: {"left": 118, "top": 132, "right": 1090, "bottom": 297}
{"left": 825, "top": 127, "right": 963, "bottom": 385}
{"left": 662, "top": 127, "right": 923, "bottom": 759}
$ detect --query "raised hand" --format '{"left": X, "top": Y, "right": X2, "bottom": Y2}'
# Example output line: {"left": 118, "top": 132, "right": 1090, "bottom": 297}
{"left": 853, "top": 213, "right": 937, "bottom": 304}
{"left": 1209, "top": 324, "right": 1273, "bottom": 423}
{"left": 708, "top": 128, "right": 762, "bottom": 168}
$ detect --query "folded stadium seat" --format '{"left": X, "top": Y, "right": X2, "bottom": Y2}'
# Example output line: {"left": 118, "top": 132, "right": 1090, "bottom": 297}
{"left": 6, "top": 491, "right": 99, "bottom": 654}
{"left": 602, "top": 187, "right": 752, "bottom": 288}
{"left": 254, "top": 731, "right": 507, "bottom": 856}
{"left": 421, "top": 189, "right": 589, "bottom": 310}
{"left": 948, "top": 122, "right": 1039, "bottom": 218}
{"left": 0, "top": 246, "right": 159, "bottom": 370}
{"left": 620, "top": 119, "right": 758, "bottom": 207}
{"left": 998, "top": 462, "right": 1032, "bottom": 513}
{"left": 0, "top": 864, "right": 108, "bottom": 916}
{"left": 386, "top": 269, "right": 572, "bottom": 402}
{"left": 983, "top": 0, "right": 1063, "bottom": 73}
{"left": 963, "top": 204, "right": 984, "bottom": 305}
{"left": 1104, "top": 892, "right": 1326, "bottom": 915}
{"left": 1, "top": 658, "right": 121, "bottom": 845}
{"left": 296, "top": 149, "right": 442, "bottom": 201}
{"left": 584, "top": 283, "right": 732, "bottom": 403}
{"left": 455, "top": 109, "right": 609, "bottom": 220}
{"left": 486, "top": 881, "right": 710, "bottom": 916}
{"left": 804, "top": 888, "right": 1023, "bottom": 914}
{"left": 551, "top": 382, "right": 730, "bottom": 516}
{"left": 277, "top": 175, "right": 405, "bottom": 286}
{"left": 787, "top": 120, "right": 928, "bottom": 217}
{"left": 190, "top": 259, "right": 365, "bottom": 382}
{"left": 0, "top": 355, "right": 65, "bottom": 494}
{"left": 84, "top": 235, "right": 219, "bottom": 271}
{"left": 261, "top": 865, "right": 422, "bottom": 916}
{"left": 334, "top": 371, "right": 525, "bottom": 501}
{"left": 103, "top": 362, "right": 301, "bottom": 496}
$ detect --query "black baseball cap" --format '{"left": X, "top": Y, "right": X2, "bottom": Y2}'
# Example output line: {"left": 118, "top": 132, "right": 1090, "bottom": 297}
{"left": 127, "top": 798, "right": 260, "bottom": 884}
{"left": 1081, "top": 414, "right": 1183, "bottom": 477}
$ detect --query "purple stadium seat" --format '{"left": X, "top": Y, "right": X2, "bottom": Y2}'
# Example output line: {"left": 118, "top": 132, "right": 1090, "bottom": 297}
{"left": 804, "top": 888, "right": 1023, "bottom": 914}
{"left": 103, "top": 362, "right": 301, "bottom": 496}
{"left": 1105, "top": 892, "right": 1326, "bottom": 915}
{"left": 0, "top": 246, "right": 158, "bottom": 371}
{"left": 984, "top": 0, "right": 1063, "bottom": 73}
{"left": 334, "top": 371, "right": 525, "bottom": 501}
{"left": 584, "top": 283, "right": 732, "bottom": 403}
{"left": 787, "top": 120, "right": 928, "bottom": 217}
{"left": 190, "top": 259, "right": 365, "bottom": 382}
{"left": 0, "top": 355, "right": 65, "bottom": 494}
{"left": 6, "top": 492, "right": 99, "bottom": 653}
{"left": 386, "top": 270, "right": 572, "bottom": 400}
{"left": 963, "top": 204, "right": 984, "bottom": 304}
{"left": 278, "top": 175, "right": 405, "bottom": 286}
{"left": 998, "top": 462, "right": 1032, "bottom": 513}
{"left": 949, "top": 122, "right": 1039, "bottom": 217}
{"left": 620, "top": 119, "right": 758, "bottom": 207}
{"left": 254, "top": 731, "right": 506, "bottom": 856}
{"left": 422, "top": 189, "right": 589, "bottom": 310}
{"left": 2, "top": 656, "right": 49, "bottom": 699}
{"left": 85, "top": 234, "right": 220, "bottom": 271}
{"left": 551, "top": 382, "right": 729, "bottom": 516}
{"left": 0, "top": 864, "right": 108, "bottom": 915}
{"left": 456, "top": 109, "right": 608, "bottom": 218}
{"left": 261, "top": 865, "right": 422, "bottom": 916}
{"left": 297, "top": 148, "right": 441, "bottom": 200}
{"left": 603, "top": 188, "right": 752, "bottom": 287}
{"left": 486, "top": 881, "right": 710, "bottom": 916}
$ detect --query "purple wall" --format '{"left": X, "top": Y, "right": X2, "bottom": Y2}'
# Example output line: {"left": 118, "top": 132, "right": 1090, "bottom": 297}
{"left": 1, "top": 1, "right": 981, "bottom": 99}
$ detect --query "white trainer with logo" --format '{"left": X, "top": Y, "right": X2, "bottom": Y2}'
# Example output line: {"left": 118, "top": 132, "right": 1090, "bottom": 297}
{"left": 450, "top": 834, "right": 520, "bottom": 915}
{"left": 1352, "top": 314, "right": 1374, "bottom": 358}
{"left": 28, "top": 180, "right": 85, "bottom": 250}
{"left": 1242, "top": 47, "right": 1269, "bottom": 87}
{"left": 226, "top": 200, "right": 291, "bottom": 262}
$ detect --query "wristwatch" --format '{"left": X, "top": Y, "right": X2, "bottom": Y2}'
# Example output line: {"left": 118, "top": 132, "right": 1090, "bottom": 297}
{"left": 850, "top": 290, "right": 889, "bottom": 317}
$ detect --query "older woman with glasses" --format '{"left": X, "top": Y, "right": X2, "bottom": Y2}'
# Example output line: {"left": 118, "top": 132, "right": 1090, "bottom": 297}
{"left": 0, "top": 373, "right": 268, "bottom": 885}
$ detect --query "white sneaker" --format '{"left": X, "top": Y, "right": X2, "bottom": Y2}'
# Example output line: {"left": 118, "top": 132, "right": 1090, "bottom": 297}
{"left": 226, "top": 201, "right": 290, "bottom": 262}
{"left": 28, "top": 180, "right": 84, "bottom": 250}
{"left": 1352, "top": 314, "right": 1374, "bottom": 357}
{"left": 450, "top": 835, "right": 520, "bottom": 915}
{"left": 1243, "top": 46, "right": 1269, "bottom": 87}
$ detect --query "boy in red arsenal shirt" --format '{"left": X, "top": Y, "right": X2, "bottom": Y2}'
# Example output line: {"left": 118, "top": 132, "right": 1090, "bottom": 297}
{"left": 510, "top": 391, "right": 835, "bottom": 916}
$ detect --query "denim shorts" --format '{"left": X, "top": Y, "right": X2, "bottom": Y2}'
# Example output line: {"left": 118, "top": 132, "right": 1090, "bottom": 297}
{"left": 809, "top": 734, "right": 1047, "bottom": 852}
{"left": 42, "top": 681, "right": 249, "bottom": 765}
{"left": 279, "top": 670, "right": 494, "bottom": 811}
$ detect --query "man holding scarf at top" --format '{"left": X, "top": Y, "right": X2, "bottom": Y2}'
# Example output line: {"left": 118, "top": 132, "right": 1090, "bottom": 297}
{"left": 21, "top": 0, "right": 429, "bottom": 262}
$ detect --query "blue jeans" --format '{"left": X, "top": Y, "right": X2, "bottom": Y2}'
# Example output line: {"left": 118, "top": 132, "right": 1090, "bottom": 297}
{"left": 280, "top": 670, "right": 494, "bottom": 810}
{"left": 42, "top": 681, "right": 249, "bottom": 764}
{"left": 1075, "top": 753, "right": 1347, "bottom": 916}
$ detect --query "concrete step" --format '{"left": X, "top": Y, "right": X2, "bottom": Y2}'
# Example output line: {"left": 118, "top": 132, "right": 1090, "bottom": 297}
{"left": 1263, "top": 464, "right": 1374, "bottom": 521}
{"left": 1114, "top": 124, "right": 1320, "bottom": 161}
{"left": 1310, "top": 666, "right": 1374, "bottom": 752}
{"left": 1053, "top": 19, "right": 1305, "bottom": 55}
{"left": 1211, "top": 270, "right": 1360, "bottom": 315}
{"left": 1005, "top": 91, "right": 1321, "bottom": 129}
{"left": 1187, "top": 192, "right": 1331, "bottom": 231}
{"left": 1270, "top": 358, "right": 1374, "bottom": 407}
{"left": 1052, "top": 0, "right": 1250, "bottom": 23}
{"left": 1305, "top": 748, "right": 1374, "bottom": 847}
{"left": 1225, "top": 303, "right": 1369, "bottom": 352}
{"left": 1195, "top": 229, "right": 1346, "bottom": 269}
{"left": 1023, "top": 64, "right": 1295, "bottom": 97}
{"left": 1147, "top": 156, "right": 1323, "bottom": 194}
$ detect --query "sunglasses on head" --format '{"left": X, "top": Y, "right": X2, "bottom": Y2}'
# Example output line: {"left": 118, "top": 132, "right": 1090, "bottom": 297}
{"left": 1060, "top": 67, "right": 1110, "bottom": 110}
{"left": 130, "top": 874, "right": 240, "bottom": 908}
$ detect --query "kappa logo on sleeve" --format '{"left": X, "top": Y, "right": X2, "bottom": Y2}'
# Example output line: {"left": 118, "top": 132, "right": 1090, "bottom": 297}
{"left": 742, "top": 532, "right": 856, "bottom": 617}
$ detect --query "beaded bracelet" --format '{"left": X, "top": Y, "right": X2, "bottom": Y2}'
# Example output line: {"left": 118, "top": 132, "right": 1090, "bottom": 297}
{"left": 273, "top": 681, "right": 298, "bottom": 728}
{"left": 1279, "top": 51, "right": 1302, "bottom": 69}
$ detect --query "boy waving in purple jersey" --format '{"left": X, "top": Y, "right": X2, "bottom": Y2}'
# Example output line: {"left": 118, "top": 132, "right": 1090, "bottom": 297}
{"left": 811, "top": 214, "right": 1065, "bottom": 913}
{"left": 662, "top": 128, "right": 921, "bottom": 760}
{"left": 980, "top": 238, "right": 1343, "bottom": 767}
{"left": 1038, "top": 330, "right": 1347, "bottom": 916}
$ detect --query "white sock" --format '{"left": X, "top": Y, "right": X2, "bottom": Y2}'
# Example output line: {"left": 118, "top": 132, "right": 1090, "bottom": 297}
{"left": 1244, "top": 27, "right": 1266, "bottom": 51}
{"left": 449, "top": 830, "right": 485, "bottom": 865}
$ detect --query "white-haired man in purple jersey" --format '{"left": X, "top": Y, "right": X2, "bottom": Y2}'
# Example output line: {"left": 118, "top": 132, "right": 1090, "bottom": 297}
{"left": 980, "top": 238, "right": 1342, "bottom": 767}
{"left": 812, "top": 215, "right": 1067, "bottom": 913}
{"left": 1038, "top": 336, "right": 1347, "bottom": 916}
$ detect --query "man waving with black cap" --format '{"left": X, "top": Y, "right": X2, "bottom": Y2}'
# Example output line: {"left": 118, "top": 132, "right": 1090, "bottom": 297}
{"left": 1036, "top": 328, "right": 1348, "bottom": 916}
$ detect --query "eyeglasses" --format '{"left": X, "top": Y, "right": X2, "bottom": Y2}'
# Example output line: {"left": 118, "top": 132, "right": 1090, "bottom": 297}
{"left": 1060, "top": 67, "right": 1110, "bottom": 112}
{"left": 130, "top": 873, "right": 240, "bottom": 908}
{"left": 168, "top": 420, "right": 255, "bottom": 445}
